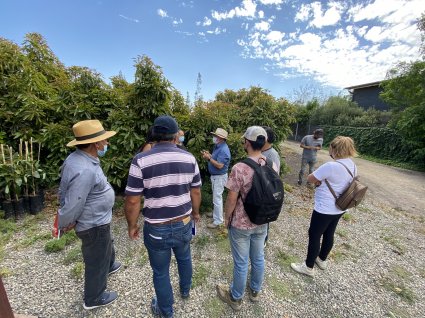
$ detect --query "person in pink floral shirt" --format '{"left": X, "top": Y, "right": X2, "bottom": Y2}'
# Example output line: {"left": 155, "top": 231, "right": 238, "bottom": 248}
{"left": 216, "top": 126, "right": 278, "bottom": 311}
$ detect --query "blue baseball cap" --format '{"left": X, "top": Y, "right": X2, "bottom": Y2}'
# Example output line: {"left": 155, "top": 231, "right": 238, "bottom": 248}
{"left": 153, "top": 115, "right": 179, "bottom": 134}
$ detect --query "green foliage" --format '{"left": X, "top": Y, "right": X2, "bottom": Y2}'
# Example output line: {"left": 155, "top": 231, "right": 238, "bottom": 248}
{"left": 70, "top": 261, "right": 84, "bottom": 280}
{"left": 321, "top": 126, "right": 422, "bottom": 169}
{"left": 381, "top": 61, "right": 425, "bottom": 164}
{"left": 44, "top": 230, "right": 78, "bottom": 253}
{"left": 192, "top": 263, "right": 210, "bottom": 288}
{"left": 187, "top": 87, "right": 296, "bottom": 175}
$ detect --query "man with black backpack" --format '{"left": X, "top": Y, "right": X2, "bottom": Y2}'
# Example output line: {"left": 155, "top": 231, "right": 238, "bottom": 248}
{"left": 216, "top": 126, "right": 283, "bottom": 311}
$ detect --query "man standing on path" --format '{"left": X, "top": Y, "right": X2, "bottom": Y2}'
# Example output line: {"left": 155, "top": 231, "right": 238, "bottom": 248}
{"left": 216, "top": 126, "right": 276, "bottom": 311}
{"left": 298, "top": 129, "right": 324, "bottom": 186}
{"left": 58, "top": 120, "right": 121, "bottom": 310}
{"left": 201, "top": 128, "right": 231, "bottom": 229}
{"left": 124, "top": 115, "right": 201, "bottom": 318}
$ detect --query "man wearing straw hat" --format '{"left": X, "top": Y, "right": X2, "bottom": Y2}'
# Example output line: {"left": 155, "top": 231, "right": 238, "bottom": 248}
{"left": 201, "top": 128, "right": 231, "bottom": 229}
{"left": 58, "top": 119, "right": 121, "bottom": 310}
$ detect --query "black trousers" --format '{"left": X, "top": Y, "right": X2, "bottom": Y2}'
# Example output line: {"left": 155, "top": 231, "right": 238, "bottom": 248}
{"left": 305, "top": 210, "right": 343, "bottom": 268}
{"left": 76, "top": 224, "right": 115, "bottom": 305}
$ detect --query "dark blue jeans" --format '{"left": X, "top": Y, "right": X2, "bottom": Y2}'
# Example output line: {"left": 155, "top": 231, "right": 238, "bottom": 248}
{"left": 76, "top": 224, "right": 115, "bottom": 305}
{"left": 143, "top": 219, "right": 193, "bottom": 317}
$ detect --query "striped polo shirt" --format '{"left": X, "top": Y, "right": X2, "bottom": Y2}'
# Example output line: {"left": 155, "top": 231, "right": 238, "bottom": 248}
{"left": 125, "top": 143, "right": 201, "bottom": 223}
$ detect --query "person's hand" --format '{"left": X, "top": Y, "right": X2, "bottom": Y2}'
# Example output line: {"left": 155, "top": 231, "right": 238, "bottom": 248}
{"left": 62, "top": 223, "right": 76, "bottom": 234}
{"left": 201, "top": 150, "right": 211, "bottom": 160}
{"left": 128, "top": 224, "right": 140, "bottom": 240}
{"left": 192, "top": 211, "right": 200, "bottom": 223}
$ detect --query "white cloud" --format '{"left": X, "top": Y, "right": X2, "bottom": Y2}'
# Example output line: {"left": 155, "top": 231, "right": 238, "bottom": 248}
{"left": 294, "top": 4, "right": 311, "bottom": 22}
{"left": 254, "top": 21, "right": 270, "bottom": 31}
{"left": 173, "top": 18, "right": 183, "bottom": 26}
{"left": 119, "top": 14, "right": 139, "bottom": 23}
{"left": 203, "top": 17, "right": 212, "bottom": 26}
{"left": 212, "top": 0, "right": 257, "bottom": 21}
{"left": 206, "top": 27, "right": 226, "bottom": 35}
{"left": 265, "top": 30, "right": 285, "bottom": 44}
{"left": 258, "top": 10, "right": 265, "bottom": 19}
{"left": 157, "top": 9, "right": 168, "bottom": 18}
{"left": 309, "top": 1, "right": 343, "bottom": 28}
{"left": 258, "top": 0, "right": 283, "bottom": 5}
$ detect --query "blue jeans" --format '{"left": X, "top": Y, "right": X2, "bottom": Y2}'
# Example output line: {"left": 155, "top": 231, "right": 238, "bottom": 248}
{"left": 76, "top": 224, "right": 115, "bottom": 305}
{"left": 143, "top": 219, "right": 193, "bottom": 317}
{"left": 211, "top": 174, "right": 228, "bottom": 225}
{"left": 229, "top": 224, "right": 268, "bottom": 300}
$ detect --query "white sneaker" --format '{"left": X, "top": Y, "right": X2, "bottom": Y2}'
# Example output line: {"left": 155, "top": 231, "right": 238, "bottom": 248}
{"left": 315, "top": 257, "right": 328, "bottom": 270}
{"left": 291, "top": 262, "right": 314, "bottom": 277}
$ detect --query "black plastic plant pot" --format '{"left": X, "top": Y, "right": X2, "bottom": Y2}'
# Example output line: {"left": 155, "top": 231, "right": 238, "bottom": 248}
{"left": 23, "top": 195, "right": 31, "bottom": 214}
{"left": 38, "top": 188, "right": 45, "bottom": 208}
{"left": 13, "top": 198, "right": 25, "bottom": 219}
{"left": 2, "top": 200, "right": 14, "bottom": 219}
{"left": 29, "top": 195, "right": 43, "bottom": 215}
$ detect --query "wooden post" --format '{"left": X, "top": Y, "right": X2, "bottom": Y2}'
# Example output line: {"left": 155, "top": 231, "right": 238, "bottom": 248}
{"left": 0, "top": 276, "right": 14, "bottom": 318}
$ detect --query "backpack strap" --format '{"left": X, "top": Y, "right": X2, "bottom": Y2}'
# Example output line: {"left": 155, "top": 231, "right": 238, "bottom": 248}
{"left": 325, "top": 161, "right": 356, "bottom": 200}
{"left": 242, "top": 158, "right": 262, "bottom": 172}
{"left": 325, "top": 179, "right": 338, "bottom": 199}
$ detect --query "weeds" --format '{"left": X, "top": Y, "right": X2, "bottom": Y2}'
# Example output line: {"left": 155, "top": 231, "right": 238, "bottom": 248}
{"left": 379, "top": 266, "right": 415, "bottom": 304}
{"left": 63, "top": 246, "right": 83, "bottom": 265}
{"left": 203, "top": 297, "right": 225, "bottom": 318}
{"left": 44, "top": 230, "right": 78, "bottom": 253}
{"left": 336, "top": 228, "right": 348, "bottom": 238}
{"left": 381, "top": 235, "right": 405, "bottom": 255}
{"left": 0, "top": 267, "right": 12, "bottom": 277}
{"left": 18, "top": 232, "right": 51, "bottom": 248}
{"left": 70, "top": 262, "right": 84, "bottom": 280}
{"left": 276, "top": 250, "right": 297, "bottom": 268}
{"left": 194, "top": 234, "right": 210, "bottom": 250}
{"left": 268, "top": 276, "right": 298, "bottom": 299}
{"left": 342, "top": 213, "right": 354, "bottom": 223}
{"left": 192, "top": 263, "right": 210, "bottom": 288}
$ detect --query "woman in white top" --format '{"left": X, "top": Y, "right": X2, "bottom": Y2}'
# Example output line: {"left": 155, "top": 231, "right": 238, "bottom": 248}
{"left": 291, "top": 136, "right": 358, "bottom": 277}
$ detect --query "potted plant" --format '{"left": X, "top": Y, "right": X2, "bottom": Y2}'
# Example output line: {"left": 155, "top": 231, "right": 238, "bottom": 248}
{"left": 27, "top": 138, "right": 46, "bottom": 214}
{"left": 0, "top": 145, "right": 14, "bottom": 219}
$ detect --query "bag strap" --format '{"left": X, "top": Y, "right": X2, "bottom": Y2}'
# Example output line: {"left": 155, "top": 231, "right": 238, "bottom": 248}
{"left": 325, "top": 161, "right": 357, "bottom": 200}
{"left": 325, "top": 179, "right": 338, "bottom": 199}
{"left": 242, "top": 158, "right": 262, "bottom": 172}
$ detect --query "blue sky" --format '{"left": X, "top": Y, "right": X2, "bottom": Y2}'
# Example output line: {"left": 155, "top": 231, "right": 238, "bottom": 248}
{"left": 1, "top": 0, "right": 423, "bottom": 102}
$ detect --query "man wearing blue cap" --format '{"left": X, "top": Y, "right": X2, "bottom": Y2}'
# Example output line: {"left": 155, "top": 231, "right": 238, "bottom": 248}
{"left": 125, "top": 115, "right": 201, "bottom": 318}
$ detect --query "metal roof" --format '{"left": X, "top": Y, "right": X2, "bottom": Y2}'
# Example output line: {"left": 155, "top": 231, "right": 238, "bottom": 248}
{"left": 345, "top": 81, "right": 383, "bottom": 90}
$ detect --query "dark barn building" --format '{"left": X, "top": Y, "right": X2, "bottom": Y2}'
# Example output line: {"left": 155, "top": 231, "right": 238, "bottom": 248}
{"left": 345, "top": 81, "right": 390, "bottom": 111}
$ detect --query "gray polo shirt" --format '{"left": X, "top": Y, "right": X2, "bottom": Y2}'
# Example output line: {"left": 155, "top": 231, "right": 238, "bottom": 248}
{"left": 301, "top": 135, "right": 323, "bottom": 160}
{"left": 262, "top": 147, "right": 281, "bottom": 174}
{"left": 58, "top": 149, "right": 114, "bottom": 232}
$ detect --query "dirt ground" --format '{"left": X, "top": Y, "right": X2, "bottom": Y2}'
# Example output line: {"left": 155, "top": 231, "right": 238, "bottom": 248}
{"left": 281, "top": 140, "right": 425, "bottom": 216}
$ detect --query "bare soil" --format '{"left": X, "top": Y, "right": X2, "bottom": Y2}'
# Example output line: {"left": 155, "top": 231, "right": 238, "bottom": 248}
{"left": 282, "top": 140, "right": 425, "bottom": 216}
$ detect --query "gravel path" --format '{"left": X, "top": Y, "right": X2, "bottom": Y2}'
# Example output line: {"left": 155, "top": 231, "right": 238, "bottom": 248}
{"left": 2, "top": 146, "right": 425, "bottom": 318}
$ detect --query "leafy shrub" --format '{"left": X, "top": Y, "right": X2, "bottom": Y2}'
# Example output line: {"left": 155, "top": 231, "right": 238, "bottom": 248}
{"left": 322, "top": 126, "right": 421, "bottom": 168}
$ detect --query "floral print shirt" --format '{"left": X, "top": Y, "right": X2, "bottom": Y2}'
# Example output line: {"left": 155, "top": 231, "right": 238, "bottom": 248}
{"left": 226, "top": 155, "right": 277, "bottom": 230}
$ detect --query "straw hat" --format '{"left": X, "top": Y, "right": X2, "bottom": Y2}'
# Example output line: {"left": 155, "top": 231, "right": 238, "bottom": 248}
{"left": 210, "top": 128, "right": 228, "bottom": 140}
{"left": 67, "top": 120, "right": 116, "bottom": 147}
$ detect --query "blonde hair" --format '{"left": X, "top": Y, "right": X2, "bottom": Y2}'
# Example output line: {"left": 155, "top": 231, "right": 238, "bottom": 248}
{"left": 330, "top": 136, "right": 357, "bottom": 159}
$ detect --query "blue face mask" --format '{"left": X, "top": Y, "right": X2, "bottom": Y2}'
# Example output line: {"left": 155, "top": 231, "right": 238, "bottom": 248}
{"left": 179, "top": 136, "right": 185, "bottom": 143}
{"left": 97, "top": 144, "right": 108, "bottom": 157}
{"left": 212, "top": 136, "right": 218, "bottom": 144}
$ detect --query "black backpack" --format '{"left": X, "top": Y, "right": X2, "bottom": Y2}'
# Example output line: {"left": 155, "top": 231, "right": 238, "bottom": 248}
{"left": 241, "top": 158, "right": 284, "bottom": 225}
